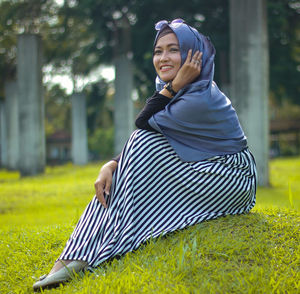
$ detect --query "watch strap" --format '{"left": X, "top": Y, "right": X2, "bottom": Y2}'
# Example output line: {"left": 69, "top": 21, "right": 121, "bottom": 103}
{"left": 164, "top": 82, "right": 177, "bottom": 96}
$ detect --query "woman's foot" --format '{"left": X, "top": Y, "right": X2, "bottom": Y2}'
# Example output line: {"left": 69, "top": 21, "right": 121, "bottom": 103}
{"left": 49, "top": 260, "right": 73, "bottom": 275}
{"left": 33, "top": 260, "right": 87, "bottom": 291}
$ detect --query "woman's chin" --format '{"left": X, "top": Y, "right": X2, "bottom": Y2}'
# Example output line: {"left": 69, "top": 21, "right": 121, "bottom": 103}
{"left": 159, "top": 74, "right": 174, "bottom": 83}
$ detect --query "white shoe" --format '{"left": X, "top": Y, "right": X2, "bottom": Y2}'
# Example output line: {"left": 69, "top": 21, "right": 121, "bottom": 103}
{"left": 33, "top": 261, "right": 87, "bottom": 291}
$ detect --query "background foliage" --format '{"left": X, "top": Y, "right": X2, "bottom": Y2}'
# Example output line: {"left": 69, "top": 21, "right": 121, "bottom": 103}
{"left": 0, "top": 0, "right": 299, "bottom": 158}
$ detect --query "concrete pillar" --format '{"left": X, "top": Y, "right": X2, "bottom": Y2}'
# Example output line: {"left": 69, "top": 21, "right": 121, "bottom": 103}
{"left": 5, "top": 80, "right": 19, "bottom": 170}
{"left": 0, "top": 101, "right": 7, "bottom": 168}
{"left": 71, "top": 93, "right": 88, "bottom": 165}
{"left": 17, "top": 34, "right": 45, "bottom": 176}
{"left": 114, "top": 54, "right": 134, "bottom": 155}
{"left": 230, "top": 0, "right": 269, "bottom": 186}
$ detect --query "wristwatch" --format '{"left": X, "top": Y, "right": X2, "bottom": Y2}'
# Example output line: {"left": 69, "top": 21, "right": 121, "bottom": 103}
{"left": 164, "top": 81, "right": 177, "bottom": 96}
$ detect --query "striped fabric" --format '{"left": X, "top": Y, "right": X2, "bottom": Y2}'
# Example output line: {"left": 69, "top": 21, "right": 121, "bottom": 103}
{"left": 58, "top": 129, "right": 257, "bottom": 267}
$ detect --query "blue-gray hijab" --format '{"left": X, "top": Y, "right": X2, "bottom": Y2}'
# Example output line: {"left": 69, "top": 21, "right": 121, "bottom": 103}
{"left": 148, "top": 21, "right": 247, "bottom": 161}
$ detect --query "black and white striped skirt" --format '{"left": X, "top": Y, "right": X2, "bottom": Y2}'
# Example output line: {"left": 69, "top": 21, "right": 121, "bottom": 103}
{"left": 58, "top": 129, "right": 257, "bottom": 267}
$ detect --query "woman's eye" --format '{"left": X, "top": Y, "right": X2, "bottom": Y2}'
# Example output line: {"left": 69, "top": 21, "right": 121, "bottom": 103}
{"left": 170, "top": 48, "right": 179, "bottom": 52}
{"left": 154, "top": 50, "right": 162, "bottom": 55}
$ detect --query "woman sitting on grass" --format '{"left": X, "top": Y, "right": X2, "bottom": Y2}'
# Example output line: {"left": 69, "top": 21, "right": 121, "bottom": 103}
{"left": 33, "top": 19, "right": 257, "bottom": 291}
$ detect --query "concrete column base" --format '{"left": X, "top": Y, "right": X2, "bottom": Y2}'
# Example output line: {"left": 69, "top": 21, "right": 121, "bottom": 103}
{"left": 71, "top": 93, "right": 88, "bottom": 165}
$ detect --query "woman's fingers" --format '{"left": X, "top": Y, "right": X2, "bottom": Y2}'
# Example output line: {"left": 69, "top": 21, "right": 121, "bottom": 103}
{"left": 93, "top": 161, "right": 117, "bottom": 209}
{"left": 184, "top": 49, "right": 202, "bottom": 67}
{"left": 105, "top": 178, "right": 112, "bottom": 195}
{"left": 196, "top": 52, "right": 203, "bottom": 68}
{"left": 94, "top": 179, "right": 108, "bottom": 208}
{"left": 172, "top": 49, "right": 203, "bottom": 90}
{"left": 185, "top": 49, "right": 192, "bottom": 64}
{"left": 97, "top": 193, "right": 108, "bottom": 209}
{"left": 190, "top": 51, "right": 202, "bottom": 66}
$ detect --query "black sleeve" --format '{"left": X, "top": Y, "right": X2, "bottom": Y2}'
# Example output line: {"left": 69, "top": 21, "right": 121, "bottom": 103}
{"left": 135, "top": 91, "right": 171, "bottom": 131}
{"left": 112, "top": 92, "right": 171, "bottom": 163}
{"left": 111, "top": 153, "right": 121, "bottom": 163}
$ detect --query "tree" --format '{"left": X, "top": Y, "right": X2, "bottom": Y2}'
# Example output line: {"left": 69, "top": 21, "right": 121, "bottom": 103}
{"left": 1, "top": 0, "right": 299, "bottom": 112}
{"left": 0, "top": 0, "right": 59, "bottom": 99}
{"left": 268, "top": 0, "right": 300, "bottom": 105}
{"left": 44, "top": 84, "right": 71, "bottom": 136}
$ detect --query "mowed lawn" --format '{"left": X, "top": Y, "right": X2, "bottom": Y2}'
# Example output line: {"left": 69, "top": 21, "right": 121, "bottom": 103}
{"left": 0, "top": 157, "right": 299, "bottom": 293}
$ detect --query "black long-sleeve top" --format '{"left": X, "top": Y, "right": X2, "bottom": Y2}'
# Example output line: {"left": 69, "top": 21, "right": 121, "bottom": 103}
{"left": 112, "top": 92, "right": 171, "bottom": 163}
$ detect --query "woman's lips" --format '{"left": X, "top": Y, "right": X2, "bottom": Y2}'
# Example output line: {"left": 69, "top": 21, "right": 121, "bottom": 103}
{"left": 160, "top": 65, "right": 173, "bottom": 72}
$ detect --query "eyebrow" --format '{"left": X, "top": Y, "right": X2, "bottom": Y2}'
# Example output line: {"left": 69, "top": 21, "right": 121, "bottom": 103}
{"left": 154, "top": 43, "right": 179, "bottom": 49}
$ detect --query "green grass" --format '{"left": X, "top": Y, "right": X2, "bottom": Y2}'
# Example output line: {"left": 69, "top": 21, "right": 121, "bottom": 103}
{"left": 0, "top": 157, "right": 299, "bottom": 293}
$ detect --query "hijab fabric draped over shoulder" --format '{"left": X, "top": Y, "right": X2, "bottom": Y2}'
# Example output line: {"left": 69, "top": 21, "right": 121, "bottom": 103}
{"left": 148, "top": 22, "right": 247, "bottom": 162}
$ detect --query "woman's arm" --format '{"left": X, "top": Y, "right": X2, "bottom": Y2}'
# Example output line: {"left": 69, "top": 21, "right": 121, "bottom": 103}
{"left": 135, "top": 92, "right": 171, "bottom": 130}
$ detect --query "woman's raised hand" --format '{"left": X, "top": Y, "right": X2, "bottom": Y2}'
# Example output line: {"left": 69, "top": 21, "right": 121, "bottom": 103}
{"left": 94, "top": 161, "right": 118, "bottom": 208}
{"left": 172, "top": 49, "right": 202, "bottom": 92}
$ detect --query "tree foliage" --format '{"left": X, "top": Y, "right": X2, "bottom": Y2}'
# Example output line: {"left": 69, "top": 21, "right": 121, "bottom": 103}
{"left": 268, "top": 0, "right": 300, "bottom": 104}
{"left": 44, "top": 84, "right": 71, "bottom": 136}
{"left": 0, "top": 0, "right": 299, "bottom": 105}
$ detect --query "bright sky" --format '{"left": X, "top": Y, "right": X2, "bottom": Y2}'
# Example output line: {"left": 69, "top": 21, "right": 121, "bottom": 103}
{"left": 43, "top": 65, "right": 115, "bottom": 94}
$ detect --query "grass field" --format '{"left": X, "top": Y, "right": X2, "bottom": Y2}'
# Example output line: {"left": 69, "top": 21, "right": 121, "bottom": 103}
{"left": 0, "top": 157, "right": 299, "bottom": 293}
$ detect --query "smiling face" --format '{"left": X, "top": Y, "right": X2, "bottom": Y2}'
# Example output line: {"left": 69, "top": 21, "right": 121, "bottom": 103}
{"left": 153, "top": 33, "right": 181, "bottom": 82}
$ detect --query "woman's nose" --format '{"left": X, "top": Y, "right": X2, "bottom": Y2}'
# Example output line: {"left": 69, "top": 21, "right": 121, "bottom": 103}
{"left": 160, "top": 51, "right": 170, "bottom": 61}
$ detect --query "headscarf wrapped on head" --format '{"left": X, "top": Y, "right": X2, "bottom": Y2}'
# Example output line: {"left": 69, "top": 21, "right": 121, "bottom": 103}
{"left": 154, "top": 22, "right": 215, "bottom": 92}
{"left": 148, "top": 20, "right": 247, "bottom": 161}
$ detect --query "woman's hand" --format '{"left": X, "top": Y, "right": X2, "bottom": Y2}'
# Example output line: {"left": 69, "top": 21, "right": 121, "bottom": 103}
{"left": 172, "top": 49, "right": 202, "bottom": 92}
{"left": 94, "top": 160, "right": 118, "bottom": 208}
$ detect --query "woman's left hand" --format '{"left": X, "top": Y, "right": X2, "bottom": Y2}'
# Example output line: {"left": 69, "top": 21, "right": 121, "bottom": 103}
{"left": 94, "top": 161, "right": 117, "bottom": 208}
{"left": 172, "top": 49, "right": 202, "bottom": 92}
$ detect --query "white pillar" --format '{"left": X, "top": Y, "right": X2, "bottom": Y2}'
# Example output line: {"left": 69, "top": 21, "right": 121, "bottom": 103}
{"left": 0, "top": 101, "right": 7, "bottom": 168}
{"left": 71, "top": 93, "right": 88, "bottom": 165}
{"left": 114, "top": 54, "right": 134, "bottom": 155}
{"left": 17, "top": 34, "right": 45, "bottom": 176}
{"left": 230, "top": 0, "right": 269, "bottom": 186}
{"left": 5, "top": 80, "right": 19, "bottom": 170}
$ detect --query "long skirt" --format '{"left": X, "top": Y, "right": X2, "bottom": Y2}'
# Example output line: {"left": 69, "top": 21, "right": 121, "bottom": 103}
{"left": 58, "top": 129, "right": 257, "bottom": 268}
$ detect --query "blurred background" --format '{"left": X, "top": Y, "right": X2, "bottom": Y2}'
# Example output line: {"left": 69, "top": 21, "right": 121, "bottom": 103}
{"left": 0, "top": 0, "right": 299, "bottom": 167}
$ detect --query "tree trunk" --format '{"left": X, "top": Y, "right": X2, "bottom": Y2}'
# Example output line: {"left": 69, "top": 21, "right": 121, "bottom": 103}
{"left": 0, "top": 101, "right": 7, "bottom": 168}
{"left": 230, "top": 0, "right": 269, "bottom": 186}
{"left": 17, "top": 34, "right": 45, "bottom": 176}
{"left": 113, "top": 16, "right": 134, "bottom": 155}
{"left": 71, "top": 93, "right": 88, "bottom": 165}
{"left": 4, "top": 80, "right": 19, "bottom": 170}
